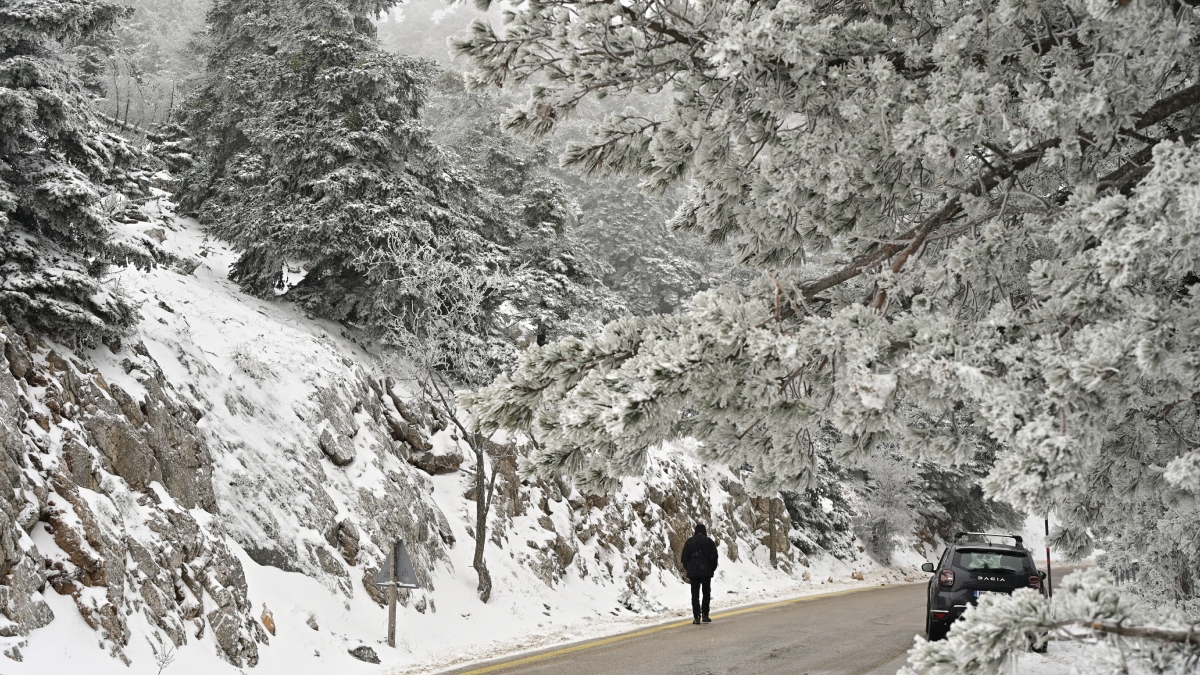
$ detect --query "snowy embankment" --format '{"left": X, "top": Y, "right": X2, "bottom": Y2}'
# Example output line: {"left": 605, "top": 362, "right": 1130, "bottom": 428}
{"left": 0, "top": 215, "right": 919, "bottom": 675}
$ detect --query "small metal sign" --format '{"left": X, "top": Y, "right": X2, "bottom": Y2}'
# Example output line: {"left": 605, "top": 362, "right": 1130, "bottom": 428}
{"left": 372, "top": 554, "right": 393, "bottom": 587}
{"left": 373, "top": 539, "right": 420, "bottom": 648}
{"left": 373, "top": 540, "right": 420, "bottom": 589}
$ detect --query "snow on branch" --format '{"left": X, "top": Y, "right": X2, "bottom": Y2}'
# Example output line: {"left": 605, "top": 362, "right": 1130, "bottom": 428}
{"left": 900, "top": 569, "right": 1200, "bottom": 675}
{"left": 1070, "top": 620, "right": 1200, "bottom": 646}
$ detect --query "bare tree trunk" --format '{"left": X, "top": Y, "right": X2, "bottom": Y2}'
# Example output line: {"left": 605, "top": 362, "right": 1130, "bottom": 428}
{"left": 111, "top": 67, "right": 120, "bottom": 119}
{"left": 166, "top": 81, "right": 176, "bottom": 125}
{"left": 136, "top": 83, "right": 148, "bottom": 138}
{"left": 470, "top": 436, "right": 492, "bottom": 603}
{"left": 769, "top": 497, "right": 778, "bottom": 568}
{"left": 421, "top": 369, "right": 502, "bottom": 604}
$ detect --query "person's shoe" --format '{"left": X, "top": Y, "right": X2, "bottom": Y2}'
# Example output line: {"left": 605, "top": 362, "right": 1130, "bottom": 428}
{"left": 692, "top": 617, "right": 701, "bottom": 625}
{"left": 702, "top": 616, "right": 712, "bottom": 623}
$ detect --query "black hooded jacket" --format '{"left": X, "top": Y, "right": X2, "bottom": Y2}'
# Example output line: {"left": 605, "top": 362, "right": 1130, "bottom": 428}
{"left": 681, "top": 525, "right": 719, "bottom": 579}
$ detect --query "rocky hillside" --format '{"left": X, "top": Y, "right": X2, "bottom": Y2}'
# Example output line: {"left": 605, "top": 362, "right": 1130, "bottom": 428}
{"left": 0, "top": 217, "right": 894, "bottom": 674}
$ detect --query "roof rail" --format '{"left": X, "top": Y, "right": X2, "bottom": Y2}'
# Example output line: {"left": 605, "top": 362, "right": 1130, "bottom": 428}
{"left": 953, "top": 532, "right": 1024, "bottom": 547}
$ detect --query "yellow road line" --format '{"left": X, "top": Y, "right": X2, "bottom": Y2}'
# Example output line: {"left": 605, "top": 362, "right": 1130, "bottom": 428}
{"left": 447, "top": 583, "right": 905, "bottom": 675}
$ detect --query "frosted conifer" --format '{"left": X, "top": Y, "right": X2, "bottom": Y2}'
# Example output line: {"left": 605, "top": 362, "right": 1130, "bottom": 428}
{"left": 0, "top": 0, "right": 154, "bottom": 338}
{"left": 182, "top": 2, "right": 616, "bottom": 370}
{"left": 458, "top": 0, "right": 1200, "bottom": 661}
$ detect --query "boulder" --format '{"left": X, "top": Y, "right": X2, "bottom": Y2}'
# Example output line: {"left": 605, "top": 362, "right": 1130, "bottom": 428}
{"left": 3, "top": 339, "right": 29, "bottom": 381}
{"left": 141, "top": 394, "right": 216, "bottom": 511}
{"left": 61, "top": 438, "right": 99, "bottom": 491}
{"left": 408, "top": 448, "right": 462, "bottom": 476}
{"left": 337, "top": 520, "right": 359, "bottom": 567}
{"left": 173, "top": 257, "right": 202, "bottom": 275}
{"left": 348, "top": 645, "right": 379, "bottom": 664}
{"left": 318, "top": 428, "right": 355, "bottom": 466}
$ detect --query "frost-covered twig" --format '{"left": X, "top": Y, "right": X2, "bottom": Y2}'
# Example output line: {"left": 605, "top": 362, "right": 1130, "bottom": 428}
{"left": 1071, "top": 620, "right": 1200, "bottom": 646}
{"left": 146, "top": 634, "right": 176, "bottom": 675}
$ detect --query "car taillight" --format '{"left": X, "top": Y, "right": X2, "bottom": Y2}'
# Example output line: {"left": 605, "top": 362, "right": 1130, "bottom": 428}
{"left": 1028, "top": 575, "right": 1041, "bottom": 589}
{"left": 939, "top": 570, "right": 955, "bottom": 587}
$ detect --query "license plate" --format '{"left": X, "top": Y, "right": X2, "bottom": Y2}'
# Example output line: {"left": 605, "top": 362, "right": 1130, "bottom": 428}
{"left": 974, "top": 590, "right": 999, "bottom": 598}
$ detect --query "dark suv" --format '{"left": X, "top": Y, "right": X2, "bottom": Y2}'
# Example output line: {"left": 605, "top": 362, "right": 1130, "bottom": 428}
{"left": 922, "top": 532, "right": 1046, "bottom": 642}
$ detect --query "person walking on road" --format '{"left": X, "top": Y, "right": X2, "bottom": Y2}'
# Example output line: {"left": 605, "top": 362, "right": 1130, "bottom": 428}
{"left": 682, "top": 523, "right": 719, "bottom": 624}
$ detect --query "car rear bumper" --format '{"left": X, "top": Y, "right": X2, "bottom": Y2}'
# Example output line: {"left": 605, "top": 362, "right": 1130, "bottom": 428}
{"left": 929, "top": 604, "right": 970, "bottom": 625}
{"left": 931, "top": 587, "right": 1029, "bottom": 625}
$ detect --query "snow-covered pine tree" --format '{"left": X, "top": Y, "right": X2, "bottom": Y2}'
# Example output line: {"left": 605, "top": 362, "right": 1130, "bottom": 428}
{"left": 180, "top": 0, "right": 477, "bottom": 333}
{"left": 458, "top": 0, "right": 1200, "bottom": 660}
{"left": 182, "top": 1, "right": 616, "bottom": 370}
{"left": 0, "top": 0, "right": 155, "bottom": 338}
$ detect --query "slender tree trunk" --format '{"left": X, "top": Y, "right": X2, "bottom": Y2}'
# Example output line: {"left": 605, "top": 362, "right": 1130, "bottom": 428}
{"left": 137, "top": 83, "right": 148, "bottom": 137}
{"left": 166, "top": 81, "right": 176, "bottom": 125}
{"left": 472, "top": 440, "right": 492, "bottom": 602}
{"left": 769, "top": 497, "right": 778, "bottom": 568}
{"left": 111, "top": 67, "right": 120, "bottom": 120}
{"left": 426, "top": 373, "right": 498, "bottom": 603}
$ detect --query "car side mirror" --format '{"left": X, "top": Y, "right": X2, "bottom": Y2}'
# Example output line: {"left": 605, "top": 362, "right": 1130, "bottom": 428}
{"left": 921, "top": 562, "right": 935, "bottom": 573}
{"left": 1038, "top": 571, "right": 1047, "bottom": 580}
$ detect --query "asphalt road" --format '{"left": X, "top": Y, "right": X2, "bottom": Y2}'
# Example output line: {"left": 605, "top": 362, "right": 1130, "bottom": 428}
{"left": 441, "top": 565, "right": 1078, "bottom": 675}
{"left": 441, "top": 583, "right": 925, "bottom": 675}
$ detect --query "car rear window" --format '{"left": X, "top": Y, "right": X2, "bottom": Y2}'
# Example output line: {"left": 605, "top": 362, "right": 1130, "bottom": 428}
{"left": 955, "top": 549, "right": 1031, "bottom": 573}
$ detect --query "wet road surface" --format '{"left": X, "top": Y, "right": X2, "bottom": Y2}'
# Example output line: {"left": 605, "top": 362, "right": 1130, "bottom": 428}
{"left": 440, "top": 582, "right": 925, "bottom": 675}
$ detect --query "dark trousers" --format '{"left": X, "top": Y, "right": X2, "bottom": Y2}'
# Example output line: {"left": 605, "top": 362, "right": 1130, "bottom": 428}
{"left": 690, "top": 577, "right": 711, "bottom": 618}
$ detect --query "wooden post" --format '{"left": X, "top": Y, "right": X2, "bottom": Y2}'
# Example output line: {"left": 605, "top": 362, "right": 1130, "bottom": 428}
{"left": 1044, "top": 518, "right": 1053, "bottom": 599}
{"left": 769, "top": 498, "right": 778, "bottom": 568}
{"left": 387, "top": 542, "right": 397, "bottom": 647}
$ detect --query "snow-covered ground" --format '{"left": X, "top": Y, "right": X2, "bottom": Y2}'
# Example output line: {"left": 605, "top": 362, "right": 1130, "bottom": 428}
{"left": 1, "top": 214, "right": 927, "bottom": 674}
{"left": 1015, "top": 641, "right": 1093, "bottom": 675}
{"left": 10, "top": 563, "right": 917, "bottom": 675}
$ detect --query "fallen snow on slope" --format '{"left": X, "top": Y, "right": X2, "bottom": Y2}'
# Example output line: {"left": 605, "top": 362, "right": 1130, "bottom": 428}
{"left": 2, "top": 216, "right": 924, "bottom": 675}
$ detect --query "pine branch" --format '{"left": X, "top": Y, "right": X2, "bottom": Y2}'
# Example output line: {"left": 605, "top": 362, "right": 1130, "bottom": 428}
{"left": 1073, "top": 620, "right": 1200, "bottom": 646}
{"left": 1133, "top": 83, "right": 1200, "bottom": 130}
{"left": 802, "top": 140, "right": 1055, "bottom": 302}
{"left": 1098, "top": 123, "right": 1200, "bottom": 193}
{"left": 801, "top": 82, "right": 1200, "bottom": 305}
